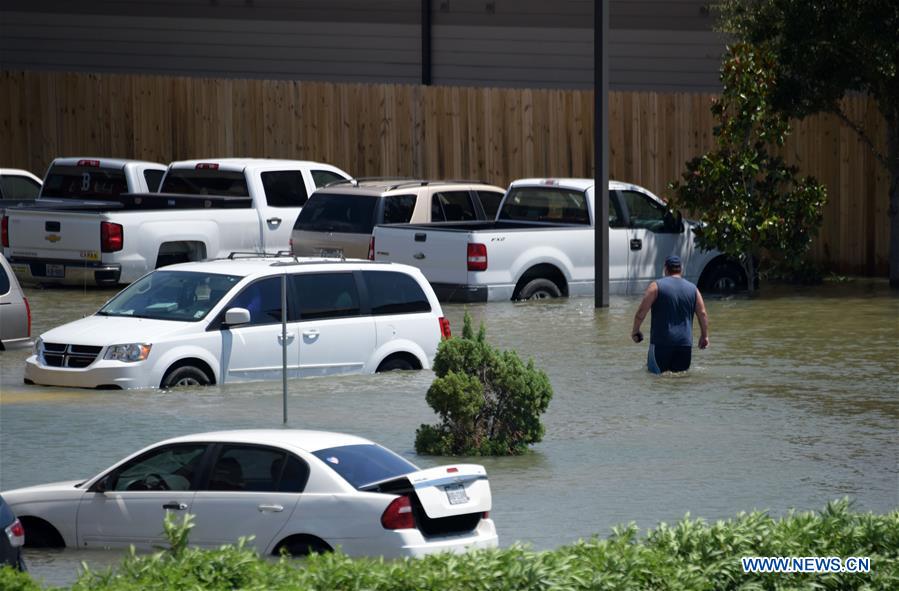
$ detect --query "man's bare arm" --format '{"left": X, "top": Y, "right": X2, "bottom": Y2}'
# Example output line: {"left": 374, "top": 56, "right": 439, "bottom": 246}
{"left": 695, "top": 289, "right": 709, "bottom": 349}
{"left": 631, "top": 282, "right": 658, "bottom": 342}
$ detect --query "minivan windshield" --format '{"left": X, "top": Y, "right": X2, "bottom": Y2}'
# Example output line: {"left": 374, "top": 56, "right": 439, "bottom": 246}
{"left": 293, "top": 194, "right": 378, "bottom": 234}
{"left": 312, "top": 444, "right": 417, "bottom": 489}
{"left": 98, "top": 271, "right": 241, "bottom": 322}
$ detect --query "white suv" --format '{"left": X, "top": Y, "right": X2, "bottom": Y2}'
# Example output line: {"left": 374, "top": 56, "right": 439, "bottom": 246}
{"left": 24, "top": 257, "right": 451, "bottom": 389}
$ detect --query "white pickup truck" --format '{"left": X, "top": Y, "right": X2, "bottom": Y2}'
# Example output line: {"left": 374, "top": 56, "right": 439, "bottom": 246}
{"left": 3, "top": 158, "right": 351, "bottom": 286}
{"left": 373, "top": 178, "right": 747, "bottom": 301}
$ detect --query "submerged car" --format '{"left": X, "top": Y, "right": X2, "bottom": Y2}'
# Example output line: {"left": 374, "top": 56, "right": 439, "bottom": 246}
{"left": 24, "top": 256, "right": 450, "bottom": 389}
{"left": 1, "top": 430, "right": 497, "bottom": 558}
{"left": 0, "top": 253, "right": 32, "bottom": 351}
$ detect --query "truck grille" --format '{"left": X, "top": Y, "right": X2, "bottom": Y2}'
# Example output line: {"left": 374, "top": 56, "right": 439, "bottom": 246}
{"left": 42, "top": 343, "right": 103, "bottom": 368}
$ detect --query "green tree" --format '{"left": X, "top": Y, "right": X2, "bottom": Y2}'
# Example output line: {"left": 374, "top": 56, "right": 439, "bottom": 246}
{"left": 669, "top": 42, "right": 828, "bottom": 284}
{"left": 415, "top": 312, "right": 553, "bottom": 456}
{"left": 716, "top": 0, "right": 899, "bottom": 287}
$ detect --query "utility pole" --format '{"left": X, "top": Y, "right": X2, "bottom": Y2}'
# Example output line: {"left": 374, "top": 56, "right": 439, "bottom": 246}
{"left": 594, "top": 0, "right": 610, "bottom": 308}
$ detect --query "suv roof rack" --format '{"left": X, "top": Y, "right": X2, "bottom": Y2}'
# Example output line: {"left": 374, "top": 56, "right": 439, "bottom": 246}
{"left": 322, "top": 177, "right": 487, "bottom": 191}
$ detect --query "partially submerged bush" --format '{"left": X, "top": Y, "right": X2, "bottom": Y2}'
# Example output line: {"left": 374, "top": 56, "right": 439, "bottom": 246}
{"left": 415, "top": 312, "right": 553, "bottom": 456}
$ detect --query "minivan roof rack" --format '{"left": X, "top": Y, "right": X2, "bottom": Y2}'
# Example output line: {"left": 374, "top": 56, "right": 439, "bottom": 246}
{"left": 226, "top": 251, "right": 293, "bottom": 260}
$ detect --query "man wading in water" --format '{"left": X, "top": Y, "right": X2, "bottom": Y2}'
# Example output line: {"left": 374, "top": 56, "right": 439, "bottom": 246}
{"left": 631, "top": 255, "right": 709, "bottom": 374}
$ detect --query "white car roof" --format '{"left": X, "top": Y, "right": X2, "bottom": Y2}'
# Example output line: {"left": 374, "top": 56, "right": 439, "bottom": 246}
{"left": 160, "top": 255, "right": 413, "bottom": 278}
{"left": 50, "top": 157, "right": 166, "bottom": 169}
{"left": 0, "top": 168, "right": 42, "bottom": 183}
{"left": 158, "top": 429, "right": 374, "bottom": 453}
{"left": 510, "top": 178, "right": 648, "bottom": 193}
{"left": 169, "top": 158, "right": 342, "bottom": 173}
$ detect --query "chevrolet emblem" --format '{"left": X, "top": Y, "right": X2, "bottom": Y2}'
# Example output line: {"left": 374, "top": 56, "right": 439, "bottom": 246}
{"left": 45, "top": 234, "right": 62, "bottom": 243}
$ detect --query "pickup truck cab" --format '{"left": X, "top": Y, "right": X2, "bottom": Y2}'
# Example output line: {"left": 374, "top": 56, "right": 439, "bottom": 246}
{"left": 3, "top": 158, "right": 351, "bottom": 286}
{"left": 0, "top": 168, "right": 42, "bottom": 205}
{"left": 373, "top": 178, "right": 746, "bottom": 301}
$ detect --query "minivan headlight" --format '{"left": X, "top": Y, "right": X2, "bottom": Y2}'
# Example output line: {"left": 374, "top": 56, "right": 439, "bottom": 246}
{"left": 105, "top": 343, "right": 152, "bottom": 362}
{"left": 33, "top": 337, "right": 43, "bottom": 357}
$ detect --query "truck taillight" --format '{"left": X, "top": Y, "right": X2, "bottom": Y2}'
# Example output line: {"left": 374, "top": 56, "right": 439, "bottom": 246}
{"left": 77, "top": 159, "right": 100, "bottom": 167}
{"left": 196, "top": 162, "right": 219, "bottom": 170}
{"left": 368, "top": 236, "right": 375, "bottom": 260}
{"left": 439, "top": 316, "right": 452, "bottom": 339}
{"left": 467, "top": 243, "right": 487, "bottom": 271}
{"left": 24, "top": 297, "right": 31, "bottom": 337}
{"left": 101, "top": 221, "right": 124, "bottom": 252}
{"left": 381, "top": 495, "right": 415, "bottom": 530}
{"left": 1, "top": 215, "right": 8, "bottom": 247}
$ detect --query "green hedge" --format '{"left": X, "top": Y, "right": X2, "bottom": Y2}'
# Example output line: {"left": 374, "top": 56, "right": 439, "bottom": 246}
{"left": 3, "top": 500, "right": 896, "bottom": 590}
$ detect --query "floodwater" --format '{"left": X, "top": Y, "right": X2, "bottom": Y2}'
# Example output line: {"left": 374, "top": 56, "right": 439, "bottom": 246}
{"left": 1, "top": 281, "right": 897, "bottom": 587}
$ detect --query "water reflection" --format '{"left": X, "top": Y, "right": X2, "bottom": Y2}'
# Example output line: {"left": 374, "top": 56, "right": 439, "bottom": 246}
{"left": 1, "top": 280, "right": 897, "bottom": 586}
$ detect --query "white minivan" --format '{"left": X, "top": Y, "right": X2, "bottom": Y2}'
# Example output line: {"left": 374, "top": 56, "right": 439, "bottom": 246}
{"left": 24, "top": 257, "right": 451, "bottom": 389}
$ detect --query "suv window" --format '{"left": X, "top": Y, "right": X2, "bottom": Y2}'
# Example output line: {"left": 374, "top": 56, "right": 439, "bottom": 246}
{"left": 0, "top": 264, "right": 10, "bottom": 295}
{"left": 143, "top": 169, "right": 164, "bottom": 192}
{"left": 0, "top": 175, "right": 41, "bottom": 201}
{"left": 294, "top": 194, "right": 378, "bottom": 234}
{"left": 311, "top": 170, "right": 348, "bottom": 188}
{"left": 41, "top": 166, "right": 128, "bottom": 200}
{"left": 291, "top": 272, "right": 360, "bottom": 320}
{"left": 261, "top": 171, "right": 309, "bottom": 207}
{"left": 362, "top": 271, "right": 431, "bottom": 315}
{"left": 225, "top": 277, "right": 285, "bottom": 325}
{"left": 476, "top": 190, "right": 504, "bottom": 219}
{"left": 381, "top": 194, "right": 416, "bottom": 224}
{"left": 207, "top": 445, "right": 309, "bottom": 493}
{"left": 432, "top": 191, "right": 478, "bottom": 222}
{"left": 110, "top": 444, "right": 207, "bottom": 491}
{"left": 617, "top": 190, "right": 675, "bottom": 232}
{"left": 160, "top": 170, "right": 249, "bottom": 197}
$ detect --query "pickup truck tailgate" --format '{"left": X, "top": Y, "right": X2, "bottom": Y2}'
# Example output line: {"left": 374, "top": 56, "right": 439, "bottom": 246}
{"left": 6, "top": 210, "right": 102, "bottom": 263}
{"left": 374, "top": 225, "right": 471, "bottom": 285}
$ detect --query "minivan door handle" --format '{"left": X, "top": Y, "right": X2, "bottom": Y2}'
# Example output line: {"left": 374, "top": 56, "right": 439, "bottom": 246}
{"left": 163, "top": 502, "right": 188, "bottom": 511}
{"left": 277, "top": 333, "right": 295, "bottom": 345}
{"left": 630, "top": 238, "right": 642, "bottom": 251}
{"left": 267, "top": 217, "right": 282, "bottom": 226}
{"left": 302, "top": 329, "right": 320, "bottom": 339}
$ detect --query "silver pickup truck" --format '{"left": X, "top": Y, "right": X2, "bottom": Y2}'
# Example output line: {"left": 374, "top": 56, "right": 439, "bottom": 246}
{"left": 372, "top": 178, "right": 747, "bottom": 301}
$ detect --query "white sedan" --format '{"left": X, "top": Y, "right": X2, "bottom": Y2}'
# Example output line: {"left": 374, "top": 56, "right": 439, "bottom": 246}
{"left": 1, "top": 430, "right": 497, "bottom": 558}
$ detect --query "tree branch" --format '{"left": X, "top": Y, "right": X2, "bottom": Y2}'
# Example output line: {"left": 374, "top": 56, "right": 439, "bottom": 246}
{"left": 832, "top": 106, "right": 891, "bottom": 171}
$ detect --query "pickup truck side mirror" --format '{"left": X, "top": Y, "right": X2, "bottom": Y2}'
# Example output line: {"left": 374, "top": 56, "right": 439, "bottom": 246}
{"left": 224, "top": 307, "right": 251, "bottom": 327}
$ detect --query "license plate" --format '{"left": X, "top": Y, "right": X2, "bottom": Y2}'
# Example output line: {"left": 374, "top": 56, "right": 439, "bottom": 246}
{"left": 45, "top": 264, "right": 65, "bottom": 278}
{"left": 445, "top": 483, "right": 468, "bottom": 505}
{"left": 318, "top": 248, "right": 343, "bottom": 258}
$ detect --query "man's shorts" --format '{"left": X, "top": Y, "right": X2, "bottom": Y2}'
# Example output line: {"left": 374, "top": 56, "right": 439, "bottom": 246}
{"left": 647, "top": 345, "right": 692, "bottom": 374}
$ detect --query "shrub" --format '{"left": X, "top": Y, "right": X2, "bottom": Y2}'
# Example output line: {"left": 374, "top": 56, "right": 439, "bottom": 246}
{"left": 415, "top": 312, "right": 553, "bottom": 456}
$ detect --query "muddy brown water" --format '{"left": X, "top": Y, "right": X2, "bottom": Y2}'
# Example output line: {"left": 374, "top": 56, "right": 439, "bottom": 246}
{"left": 1, "top": 281, "right": 897, "bottom": 587}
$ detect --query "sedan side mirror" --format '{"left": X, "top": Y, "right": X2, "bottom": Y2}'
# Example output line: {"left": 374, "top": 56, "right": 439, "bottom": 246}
{"left": 91, "top": 474, "right": 110, "bottom": 493}
{"left": 224, "top": 307, "right": 251, "bottom": 327}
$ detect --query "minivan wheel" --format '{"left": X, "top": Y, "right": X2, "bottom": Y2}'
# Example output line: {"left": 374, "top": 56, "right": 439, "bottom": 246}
{"left": 377, "top": 357, "right": 415, "bottom": 372}
{"left": 516, "top": 278, "right": 562, "bottom": 300}
{"left": 161, "top": 366, "right": 211, "bottom": 389}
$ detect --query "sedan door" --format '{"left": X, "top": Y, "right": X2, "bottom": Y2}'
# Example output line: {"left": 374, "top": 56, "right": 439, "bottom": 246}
{"left": 189, "top": 444, "right": 308, "bottom": 553}
{"left": 76, "top": 444, "right": 209, "bottom": 549}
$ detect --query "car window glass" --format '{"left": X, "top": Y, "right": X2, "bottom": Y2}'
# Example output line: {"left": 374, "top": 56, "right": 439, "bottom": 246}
{"left": 160, "top": 169, "right": 249, "bottom": 197}
{"left": 143, "top": 169, "right": 164, "bottom": 192}
{"left": 261, "top": 171, "right": 309, "bottom": 207}
{"left": 498, "top": 187, "right": 590, "bottom": 224}
{"left": 430, "top": 194, "right": 446, "bottom": 222}
{"left": 311, "top": 170, "right": 348, "bottom": 188}
{"left": 380, "top": 194, "right": 416, "bottom": 224}
{"left": 618, "top": 190, "right": 668, "bottom": 231}
{"left": 313, "top": 444, "right": 417, "bottom": 490}
{"left": 0, "top": 264, "right": 10, "bottom": 295}
{"left": 433, "top": 191, "right": 477, "bottom": 221}
{"left": 292, "top": 273, "right": 360, "bottom": 320}
{"left": 1, "top": 175, "right": 41, "bottom": 201}
{"left": 208, "top": 445, "right": 308, "bottom": 492}
{"left": 41, "top": 166, "right": 128, "bottom": 200}
{"left": 112, "top": 444, "right": 207, "bottom": 491}
{"left": 225, "top": 277, "right": 284, "bottom": 326}
{"left": 609, "top": 193, "right": 626, "bottom": 228}
{"left": 476, "top": 190, "right": 504, "bottom": 219}
{"left": 99, "top": 271, "right": 241, "bottom": 322}
{"left": 293, "top": 194, "right": 378, "bottom": 234}
{"left": 362, "top": 271, "right": 431, "bottom": 315}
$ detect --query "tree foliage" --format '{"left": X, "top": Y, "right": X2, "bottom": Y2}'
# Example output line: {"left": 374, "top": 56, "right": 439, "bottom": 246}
{"left": 715, "top": 0, "right": 899, "bottom": 286}
{"left": 668, "top": 42, "right": 827, "bottom": 283}
{"left": 415, "top": 312, "right": 553, "bottom": 456}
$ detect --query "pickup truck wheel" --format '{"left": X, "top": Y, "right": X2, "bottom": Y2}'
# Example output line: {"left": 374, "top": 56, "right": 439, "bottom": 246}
{"left": 703, "top": 262, "right": 747, "bottom": 294}
{"left": 517, "top": 278, "right": 562, "bottom": 300}
{"left": 377, "top": 357, "right": 415, "bottom": 372}
{"left": 161, "top": 366, "right": 211, "bottom": 389}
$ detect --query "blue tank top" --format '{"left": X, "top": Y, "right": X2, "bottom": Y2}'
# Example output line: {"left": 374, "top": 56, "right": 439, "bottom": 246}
{"left": 650, "top": 276, "right": 697, "bottom": 347}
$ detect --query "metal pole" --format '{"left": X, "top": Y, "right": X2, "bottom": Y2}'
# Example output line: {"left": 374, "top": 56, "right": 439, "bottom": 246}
{"left": 594, "top": 0, "right": 610, "bottom": 308}
{"left": 421, "top": 0, "right": 432, "bottom": 85}
{"left": 281, "top": 274, "right": 288, "bottom": 424}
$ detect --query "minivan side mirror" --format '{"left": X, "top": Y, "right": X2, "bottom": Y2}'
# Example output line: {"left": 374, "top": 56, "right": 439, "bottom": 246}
{"left": 224, "top": 307, "right": 251, "bottom": 327}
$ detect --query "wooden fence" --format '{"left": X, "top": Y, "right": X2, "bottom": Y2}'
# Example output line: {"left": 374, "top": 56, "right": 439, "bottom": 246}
{"left": 0, "top": 70, "right": 889, "bottom": 275}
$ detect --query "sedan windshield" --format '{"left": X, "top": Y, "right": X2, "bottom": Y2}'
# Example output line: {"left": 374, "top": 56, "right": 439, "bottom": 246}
{"left": 313, "top": 444, "right": 417, "bottom": 489}
{"left": 99, "top": 271, "right": 241, "bottom": 321}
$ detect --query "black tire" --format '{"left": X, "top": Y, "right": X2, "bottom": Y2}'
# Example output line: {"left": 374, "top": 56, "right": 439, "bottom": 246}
{"left": 516, "top": 278, "right": 562, "bottom": 300}
{"left": 161, "top": 365, "right": 211, "bottom": 389}
{"left": 377, "top": 357, "right": 415, "bottom": 372}
{"left": 276, "top": 536, "right": 332, "bottom": 557}
{"left": 703, "top": 262, "right": 747, "bottom": 294}
{"left": 21, "top": 519, "right": 64, "bottom": 548}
